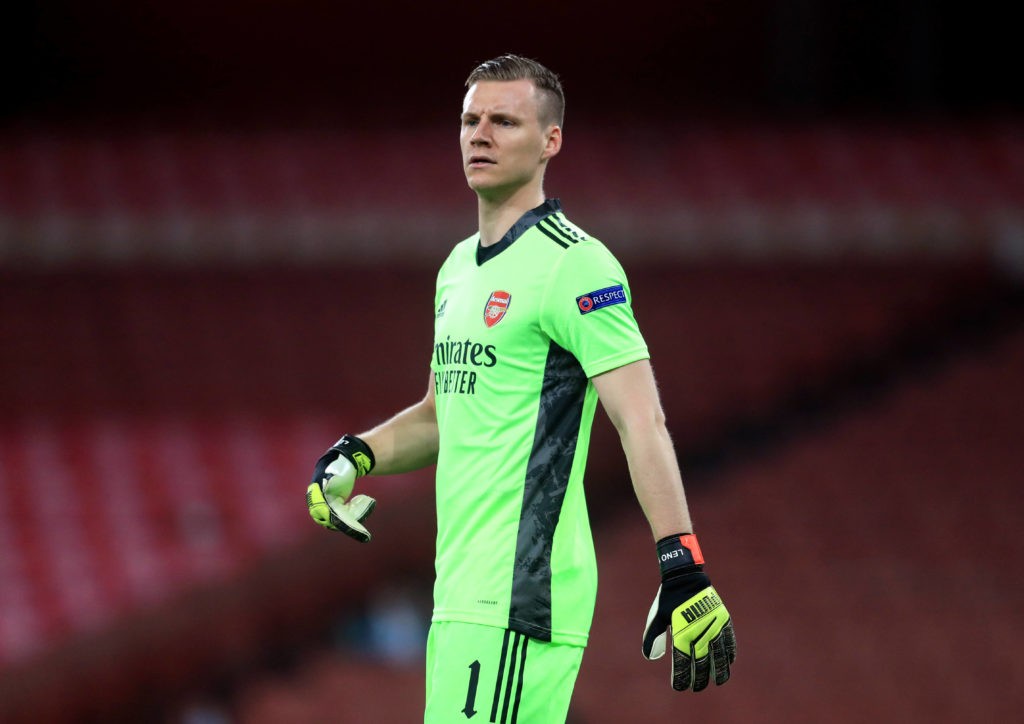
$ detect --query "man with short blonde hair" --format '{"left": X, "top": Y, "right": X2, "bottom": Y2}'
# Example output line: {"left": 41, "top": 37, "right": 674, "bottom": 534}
{"left": 307, "top": 53, "right": 736, "bottom": 722}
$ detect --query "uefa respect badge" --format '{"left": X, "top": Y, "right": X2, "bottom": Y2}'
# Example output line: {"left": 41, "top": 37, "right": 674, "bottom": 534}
{"left": 576, "top": 284, "right": 626, "bottom": 315}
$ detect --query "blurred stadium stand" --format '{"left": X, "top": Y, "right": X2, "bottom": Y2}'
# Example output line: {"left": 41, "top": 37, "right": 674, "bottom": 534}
{"left": 2, "top": 2, "right": 1023, "bottom": 722}
{"left": 1, "top": 121, "right": 1021, "bottom": 267}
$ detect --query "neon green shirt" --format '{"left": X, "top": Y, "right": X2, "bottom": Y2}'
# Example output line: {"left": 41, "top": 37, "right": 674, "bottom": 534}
{"left": 430, "top": 199, "right": 649, "bottom": 646}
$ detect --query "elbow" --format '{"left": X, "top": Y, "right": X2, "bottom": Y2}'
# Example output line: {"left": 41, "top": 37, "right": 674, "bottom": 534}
{"left": 609, "top": 404, "right": 668, "bottom": 439}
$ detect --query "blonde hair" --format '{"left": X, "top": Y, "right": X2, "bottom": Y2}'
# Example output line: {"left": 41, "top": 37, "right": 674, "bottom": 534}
{"left": 466, "top": 54, "right": 565, "bottom": 127}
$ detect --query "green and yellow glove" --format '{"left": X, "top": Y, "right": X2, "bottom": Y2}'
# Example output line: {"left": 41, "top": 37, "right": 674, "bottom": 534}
{"left": 306, "top": 434, "right": 376, "bottom": 542}
{"left": 642, "top": 533, "right": 737, "bottom": 691}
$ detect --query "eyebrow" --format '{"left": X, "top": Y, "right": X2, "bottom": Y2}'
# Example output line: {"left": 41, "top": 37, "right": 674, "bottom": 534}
{"left": 461, "top": 110, "right": 520, "bottom": 123}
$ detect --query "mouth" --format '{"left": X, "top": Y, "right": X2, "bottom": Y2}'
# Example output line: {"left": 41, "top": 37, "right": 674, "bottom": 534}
{"left": 468, "top": 155, "right": 496, "bottom": 168}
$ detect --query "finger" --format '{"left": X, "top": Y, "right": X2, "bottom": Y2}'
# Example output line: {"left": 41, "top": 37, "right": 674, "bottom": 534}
{"left": 346, "top": 494, "right": 376, "bottom": 523}
{"left": 722, "top": 619, "right": 738, "bottom": 664}
{"left": 671, "top": 647, "right": 693, "bottom": 691}
{"left": 306, "top": 484, "right": 336, "bottom": 529}
{"left": 331, "top": 515, "right": 370, "bottom": 542}
{"left": 642, "top": 586, "right": 668, "bottom": 659}
{"left": 710, "top": 627, "right": 731, "bottom": 685}
{"left": 690, "top": 648, "right": 711, "bottom": 692}
{"left": 643, "top": 628, "right": 668, "bottom": 660}
{"left": 329, "top": 504, "right": 372, "bottom": 543}
{"left": 642, "top": 610, "right": 669, "bottom": 659}
{"left": 675, "top": 616, "right": 716, "bottom": 691}
{"left": 306, "top": 482, "right": 322, "bottom": 509}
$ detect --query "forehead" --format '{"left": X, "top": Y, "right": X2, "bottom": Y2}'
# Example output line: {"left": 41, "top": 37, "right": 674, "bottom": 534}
{"left": 462, "top": 79, "right": 540, "bottom": 117}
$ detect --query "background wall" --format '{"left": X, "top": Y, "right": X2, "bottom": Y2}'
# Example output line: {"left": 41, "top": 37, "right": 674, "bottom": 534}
{"left": 1, "top": 2, "right": 1022, "bottom": 722}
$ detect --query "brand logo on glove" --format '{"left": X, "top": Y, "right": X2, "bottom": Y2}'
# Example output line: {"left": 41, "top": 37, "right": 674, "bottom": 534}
{"left": 681, "top": 591, "right": 723, "bottom": 624}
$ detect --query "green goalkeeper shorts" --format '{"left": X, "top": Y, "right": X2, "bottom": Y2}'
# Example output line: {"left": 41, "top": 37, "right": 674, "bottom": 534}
{"left": 424, "top": 621, "right": 584, "bottom": 724}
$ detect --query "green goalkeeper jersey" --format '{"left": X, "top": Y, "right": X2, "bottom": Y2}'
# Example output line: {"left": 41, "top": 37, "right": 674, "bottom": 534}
{"left": 430, "top": 199, "right": 649, "bottom": 646}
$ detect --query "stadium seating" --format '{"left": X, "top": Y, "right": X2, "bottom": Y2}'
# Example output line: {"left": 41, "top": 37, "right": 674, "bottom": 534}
{"left": 2, "top": 121, "right": 1021, "bottom": 266}
{"left": 1, "top": 118, "right": 1021, "bottom": 720}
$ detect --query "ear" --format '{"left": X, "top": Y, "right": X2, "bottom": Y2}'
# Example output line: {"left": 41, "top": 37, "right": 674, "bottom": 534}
{"left": 541, "top": 125, "right": 562, "bottom": 162}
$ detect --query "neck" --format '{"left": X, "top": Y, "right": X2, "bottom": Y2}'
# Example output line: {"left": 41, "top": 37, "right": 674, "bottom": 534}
{"left": 477, "top": 183, "right": 546, "bottom": 247}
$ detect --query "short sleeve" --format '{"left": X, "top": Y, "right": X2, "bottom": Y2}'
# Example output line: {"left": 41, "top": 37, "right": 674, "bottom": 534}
{"left": 540, "top": 243, "right": 650, "bottom": 378}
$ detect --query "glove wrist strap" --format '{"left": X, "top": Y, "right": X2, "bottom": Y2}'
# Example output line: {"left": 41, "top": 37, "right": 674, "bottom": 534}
{"left": 656, "top": 533, "right": 705, "bottom": 578}
{"left": 332, "top": 434, "right": 376, "bottom": 477}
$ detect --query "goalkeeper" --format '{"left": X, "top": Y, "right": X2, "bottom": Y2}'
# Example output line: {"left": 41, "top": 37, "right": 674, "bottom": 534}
{"left": 307, "top": 53, "right": 736, "bottom": 722}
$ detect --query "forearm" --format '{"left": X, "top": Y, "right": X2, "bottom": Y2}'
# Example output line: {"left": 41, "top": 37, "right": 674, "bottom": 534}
{"left": 594, "top": 360, "right": 694, "bottom": 540}
{"left": 619, "top": 416, "right": 694, "bottom": 539}
{"left": 359, "top": 394, "right": 439, "bottom": 475}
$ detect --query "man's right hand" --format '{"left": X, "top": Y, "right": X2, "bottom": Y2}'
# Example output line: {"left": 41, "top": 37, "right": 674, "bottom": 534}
{"left": 306, "top": 434, "right": 377, "bottom": 542}
{"left": 642, "top": 534, "right": 737, "bottom": 691}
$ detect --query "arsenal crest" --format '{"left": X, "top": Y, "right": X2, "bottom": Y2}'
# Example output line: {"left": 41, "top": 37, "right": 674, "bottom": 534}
{"left": 483, "top": 290, "right": 511, "bottom": 328}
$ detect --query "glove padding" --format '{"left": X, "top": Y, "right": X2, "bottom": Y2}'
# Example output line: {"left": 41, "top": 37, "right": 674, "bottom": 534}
{"left": 306, "top": 435, "right": 376, "bottom": 542}
{"left": 642, "top": 534, "right": 737, "bottom": 691}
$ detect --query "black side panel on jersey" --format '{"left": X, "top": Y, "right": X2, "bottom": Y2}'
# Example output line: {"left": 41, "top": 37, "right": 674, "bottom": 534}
{"left": 508, "top": 341, "right": 587, "bottom": 641}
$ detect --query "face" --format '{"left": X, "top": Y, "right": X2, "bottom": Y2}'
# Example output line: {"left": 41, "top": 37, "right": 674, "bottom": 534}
{"left": 460, "top": 79, "right": 561, "bottom": 200}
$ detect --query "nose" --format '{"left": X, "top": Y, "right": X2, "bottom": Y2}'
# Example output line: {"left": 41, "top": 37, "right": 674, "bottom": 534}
{"left": 470, "top": 118, "right": 491, "bottom": 145}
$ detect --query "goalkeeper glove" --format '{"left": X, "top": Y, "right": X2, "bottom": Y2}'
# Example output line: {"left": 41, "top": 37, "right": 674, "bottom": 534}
{"left": 306, "top": 434, "right": 376, "bottom": 542}
{"left": 642, "top": 533, "right": 737, "bottom": 691}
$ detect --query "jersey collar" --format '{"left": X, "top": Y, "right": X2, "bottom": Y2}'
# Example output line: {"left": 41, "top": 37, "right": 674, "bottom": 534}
{"left": 476, "top": 198, "right": 563, "bottom": 266}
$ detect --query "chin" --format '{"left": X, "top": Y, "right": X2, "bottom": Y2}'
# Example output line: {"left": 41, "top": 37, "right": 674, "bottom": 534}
{"left": 465, "top": 176, "right": 496, "bottom": 193}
